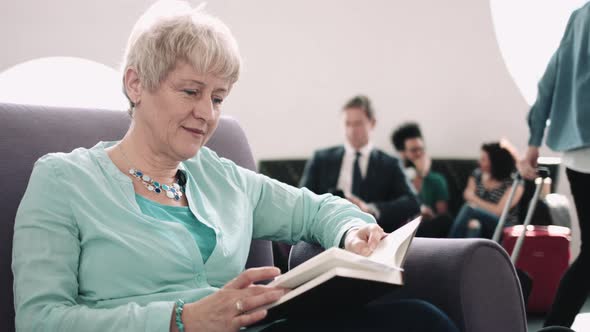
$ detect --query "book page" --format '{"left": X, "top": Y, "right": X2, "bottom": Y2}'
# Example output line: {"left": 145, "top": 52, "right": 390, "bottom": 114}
{"left": 268, "top": 248, "right": 398, "bottom": 289}
{"left": 368, "top": 217, "right": 421, "bottom": 268}
{"left": 262, "top": 266, "right": 403, "bottom": 311}
{"left": 268, "top": 216, "right": 421, "bottom": 289}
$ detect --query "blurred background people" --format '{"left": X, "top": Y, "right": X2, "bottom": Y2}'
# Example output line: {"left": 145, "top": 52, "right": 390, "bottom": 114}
{"left": 448, "top": 141, "right": 523, "bottom": 239}
{"left": 300, "top": 95, "right": 420, "bottom": 232}
{"left": 392, "top": 122, "right": 451, "bottom": 237}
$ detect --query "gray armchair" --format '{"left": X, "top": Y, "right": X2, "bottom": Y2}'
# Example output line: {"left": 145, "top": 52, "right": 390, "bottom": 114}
{"left": 0, "top": 103, "right": 273, "bottom": 332}
{"left": 2, "top": 102, "right": 527, "bottom": 332}
{"left": 290, "top": 238, "right": 528, "bottom": 332}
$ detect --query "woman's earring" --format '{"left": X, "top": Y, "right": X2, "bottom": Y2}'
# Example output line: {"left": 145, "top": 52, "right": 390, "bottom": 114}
{"left": 132, "top": 100, "right": 140, "bottom": 111}
{"left": 128, "top": 101, "right": 138, "bottom": 117}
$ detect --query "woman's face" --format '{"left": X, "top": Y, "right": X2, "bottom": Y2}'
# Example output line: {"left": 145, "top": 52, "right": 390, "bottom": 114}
{"left": 479, "top": 150, "right": 491, "bottom": 174}
{"left": 135, "top": 61, "right": 230, "bottom": 161}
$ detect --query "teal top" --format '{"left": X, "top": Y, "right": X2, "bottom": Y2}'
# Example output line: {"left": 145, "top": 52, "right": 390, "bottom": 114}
{"left": 135, "top": 194, "right": 216, "bottom": 263}
{"left": 418, "top": 171, "right": 449, "bottom": 211}
{"left": 12, "top": 141, "right": 375, "bottom": 332}
{"left": 528, "top": 2, "right": 590, "bottom": 151}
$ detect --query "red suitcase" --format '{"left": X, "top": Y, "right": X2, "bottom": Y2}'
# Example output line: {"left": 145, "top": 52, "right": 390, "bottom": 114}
{"left": 502, "top": 225, "right": 571, "bottom": 313}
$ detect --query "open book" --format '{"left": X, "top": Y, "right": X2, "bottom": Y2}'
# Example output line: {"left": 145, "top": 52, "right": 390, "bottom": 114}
{"left": 256, "top": 217, "right": 422, "bottom": 323}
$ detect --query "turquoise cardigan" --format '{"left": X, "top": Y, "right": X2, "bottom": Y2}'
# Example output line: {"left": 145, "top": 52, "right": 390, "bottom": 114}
{"left": 12, "top": 141, "right": 374, "bottom": 331}
{"left": 528, "top": 2, "right": 590, "bottom": 151}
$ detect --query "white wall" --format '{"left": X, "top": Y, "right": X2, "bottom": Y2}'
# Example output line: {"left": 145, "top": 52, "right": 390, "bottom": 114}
{"left": 0, "top": 0, "right": 580, "bottom": 257}
{"left": 1, "top": 0, "right": 533, "bottom": 159}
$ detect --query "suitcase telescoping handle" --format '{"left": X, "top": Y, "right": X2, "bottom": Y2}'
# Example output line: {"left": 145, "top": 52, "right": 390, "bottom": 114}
{"left": 510, "top": 167, "right": 551, "bottom": 264}
{"left": 492, "top": 172, "right": 523, "bottom": 243}
{"left": 491, "top": 167, "right": 551, "bottom": 264}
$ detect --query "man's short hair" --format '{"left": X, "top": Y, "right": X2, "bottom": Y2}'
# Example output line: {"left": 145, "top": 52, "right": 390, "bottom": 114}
{"left": 343, "top": 95, "right": 375, "bottom": 121}
{"left": 391, "top": 122, "right": 422, "bottom": 151}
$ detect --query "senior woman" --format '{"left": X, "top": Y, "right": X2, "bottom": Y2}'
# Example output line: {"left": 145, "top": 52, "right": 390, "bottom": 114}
{"left": 12, "top": 1, "right": 458, "bottom": 331}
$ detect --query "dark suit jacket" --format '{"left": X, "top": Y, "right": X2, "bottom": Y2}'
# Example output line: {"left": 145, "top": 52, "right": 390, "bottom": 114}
{"left": 299, "top": 146, "right": 420, "bottom": 232}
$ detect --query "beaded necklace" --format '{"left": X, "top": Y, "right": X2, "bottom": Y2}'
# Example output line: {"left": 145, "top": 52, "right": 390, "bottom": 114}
{"left": 119, "top": 145, "right": 184, "bottom": 201}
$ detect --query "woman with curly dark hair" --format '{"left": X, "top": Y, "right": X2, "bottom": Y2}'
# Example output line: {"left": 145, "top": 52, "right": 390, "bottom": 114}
{"left": 448, "top": 141, "right": 524, "bottom": 239}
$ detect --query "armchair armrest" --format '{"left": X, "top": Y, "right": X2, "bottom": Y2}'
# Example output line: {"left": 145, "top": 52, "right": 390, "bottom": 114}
{"left": 288, "top": 238, "right": 527, "bottom": 332}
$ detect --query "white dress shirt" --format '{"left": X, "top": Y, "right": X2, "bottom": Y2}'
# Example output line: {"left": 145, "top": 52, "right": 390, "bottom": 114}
{"left": 562, "top": 146, "right": 590, "bottom": 174}
{"left": 337, "top": 142, "right": 373, "bottom": 198}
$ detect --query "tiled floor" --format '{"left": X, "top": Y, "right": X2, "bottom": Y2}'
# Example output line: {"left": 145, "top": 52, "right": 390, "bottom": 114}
{"left": 527, "top": 298, "right": 590, "bottom": 331}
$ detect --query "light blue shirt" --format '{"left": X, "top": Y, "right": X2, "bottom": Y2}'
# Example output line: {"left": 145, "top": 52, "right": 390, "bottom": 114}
{"left": 12, "top": 141, "right": 375, "bottom": 332}
{"left": 135, "top": 194, "right": 217, "bottom": 263}
{"left": 528, "top": 2, "right": 590, "bottom": 152}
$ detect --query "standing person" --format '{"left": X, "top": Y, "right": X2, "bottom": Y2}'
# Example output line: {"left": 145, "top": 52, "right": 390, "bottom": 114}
{"left": 300, "top": 95, "right": 420, "bottom": 232}
{"left": 391, "top": 122, "right": 452, "bottom": 237}
{"left": 448, "top": 142, "right": 524, "bottom": 239}
{"left": 11, "top": 1, "right": 459, "bottom": 331}
{"left": 520, "top": 3, "right": 590, "bottom": 328}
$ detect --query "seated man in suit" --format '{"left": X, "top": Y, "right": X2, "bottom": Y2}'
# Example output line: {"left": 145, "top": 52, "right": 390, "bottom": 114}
{"left": 392, "top": 122, "right": 452, "bottom": 237}
{"left": 300, "top": 95, "right": 420, "bottom": 232}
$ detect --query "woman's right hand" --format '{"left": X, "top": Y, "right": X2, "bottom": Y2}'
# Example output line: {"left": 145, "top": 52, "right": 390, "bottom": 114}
{"left": 463, "top": 190, "right": 476, "bottom": 203}
{"left": 463, "top": 176, "right": 477, "bottom": 203}
{"left": 177, "top": 267, "right": 286, "bottom": 332}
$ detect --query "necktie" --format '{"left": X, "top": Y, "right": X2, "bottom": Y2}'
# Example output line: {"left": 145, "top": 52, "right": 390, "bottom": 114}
{"left": 352, "top": 151, "right": 362, "bottom": 197}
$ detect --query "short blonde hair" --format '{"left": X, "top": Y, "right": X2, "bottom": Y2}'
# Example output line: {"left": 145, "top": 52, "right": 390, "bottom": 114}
{"left": 122, "top": 0, "right": 241, "bottom": 113}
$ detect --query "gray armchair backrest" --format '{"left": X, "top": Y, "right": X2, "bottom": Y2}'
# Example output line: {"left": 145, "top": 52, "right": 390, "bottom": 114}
{"left": 0, "top": 102, "right": 273, "bottom": 331}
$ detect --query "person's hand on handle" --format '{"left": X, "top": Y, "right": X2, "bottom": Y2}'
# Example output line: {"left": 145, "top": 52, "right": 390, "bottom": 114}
{"left": 519, "top": 146, "right": 540, "bottom": 180}
{"left": 344, "top": 224, "right": 387, "bottom": 256}
{"left": 172, "top": 267, "right": 286, "bottom": 332}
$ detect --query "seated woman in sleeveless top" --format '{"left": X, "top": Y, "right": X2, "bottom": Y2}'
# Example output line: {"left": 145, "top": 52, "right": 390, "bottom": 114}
{"left": 448, "top": 141, "right": 524, "bottom": 239}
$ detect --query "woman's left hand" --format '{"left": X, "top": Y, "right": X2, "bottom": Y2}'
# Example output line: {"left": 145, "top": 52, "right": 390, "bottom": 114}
{"left": 343, "top": 224, "right": 387, "bottom": 256}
